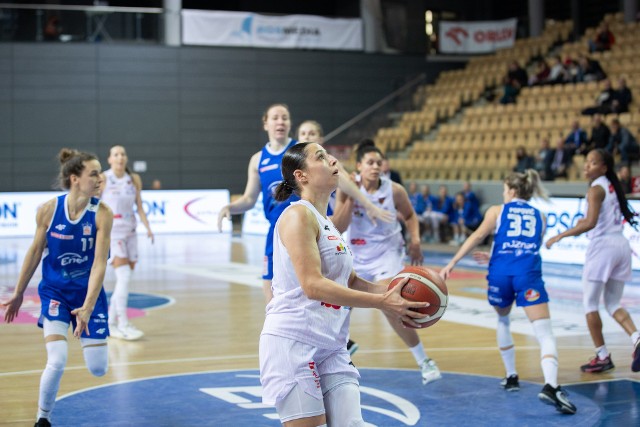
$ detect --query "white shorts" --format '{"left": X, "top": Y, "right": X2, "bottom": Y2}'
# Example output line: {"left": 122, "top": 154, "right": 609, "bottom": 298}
{"left": 110, "top": 232, "right": 138, "bottom": 262}
{"left": 583, "top": 234, "right": 631, "bottom": 283}
{"left": 259, "top": 334, "right": 359, "bottom": 408}
{"left": 354, "top": 246, "right": 404, "bottom": 283}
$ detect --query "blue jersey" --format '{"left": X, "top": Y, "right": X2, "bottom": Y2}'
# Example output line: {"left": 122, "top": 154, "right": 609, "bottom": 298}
{"left": 38, "top": 195, "right": 109, "bottom": 334}
{"left": 489, "top": 200, "right": 543, "bottom": 275}
{"left": 258, "top": 139, "right": 300, "bottom": 224}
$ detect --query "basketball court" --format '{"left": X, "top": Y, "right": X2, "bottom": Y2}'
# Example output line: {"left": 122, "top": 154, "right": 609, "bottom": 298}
{"left": 1, "top": 232, "right": 639, "bottom": 426}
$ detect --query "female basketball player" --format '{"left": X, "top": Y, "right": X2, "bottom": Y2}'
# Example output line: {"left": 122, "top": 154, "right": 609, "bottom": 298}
{"left": 217, "top": 104, "right": 392, "bottom": 302}
{"left": 100, "top": 145, "right": 153, "bottom": 341}
{"left": 331, "top": 140, "right": 441, "bottom": 385}
{"left": 3, "top": 149, "right": 113, "bottom": 427}
{"left": 546, "top": 149, "right": 640, "bottom": 373}
{"left": 440, "top": 169, "right": 577, "bottom": 414}
{"left": 259, "top": 142, "right": 427, "bottom": 426}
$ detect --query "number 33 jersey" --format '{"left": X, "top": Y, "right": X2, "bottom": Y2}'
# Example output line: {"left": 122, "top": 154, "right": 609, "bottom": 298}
{"left": 40, "top": 194, "right": 100, "bottom": 298}
{"left": 489, "top": 199, "right": 544, "bottom": 275}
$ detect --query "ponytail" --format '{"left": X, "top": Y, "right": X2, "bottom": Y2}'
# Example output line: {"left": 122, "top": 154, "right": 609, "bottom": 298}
{"left": 504, "top": 169, "right": 548, "bottom": 201}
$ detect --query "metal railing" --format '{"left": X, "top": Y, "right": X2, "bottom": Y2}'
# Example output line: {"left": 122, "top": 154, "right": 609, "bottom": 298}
{"left": 0, "top": 3, "right": 163, "bottom": 43}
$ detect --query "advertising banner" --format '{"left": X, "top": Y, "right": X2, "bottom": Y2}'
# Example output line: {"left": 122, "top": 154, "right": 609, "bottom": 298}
{"left": 241, "top": 193, "right": 270, "bottom": 236}
{"left": 439, "top": 18, "right": 517, "bottom": 53}
{"left": 0, "top": 190, "right": 231, "bottom": 237}
{"left": 182, "top": 10, "right": 363, "bottom": 50}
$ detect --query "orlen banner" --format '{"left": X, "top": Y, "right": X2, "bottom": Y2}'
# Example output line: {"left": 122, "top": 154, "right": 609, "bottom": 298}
{"left": 0, "top": 190, "right": 231, "bottom": 237}
{"left": 532, "top": 196, "right": 640, "bottom": 270}
{"left": 439, "top": 18, "right": 517, "bottom": 54}
{"left": 182, "top": 10, "right": 363, "bottom": 50}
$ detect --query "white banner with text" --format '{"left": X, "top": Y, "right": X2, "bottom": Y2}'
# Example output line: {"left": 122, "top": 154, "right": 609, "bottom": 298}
{"left": 182, "top": 10, "right": 363, "bottom": 50}
{"left": 439, "top": 18, "right": 517, "bottom": 53}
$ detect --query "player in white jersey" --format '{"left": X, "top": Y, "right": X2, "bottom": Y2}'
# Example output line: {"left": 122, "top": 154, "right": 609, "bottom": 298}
{"left": 547, "top": 149, "right": 640, "bottom": 373}
{"left": 100, "top": 145, "right": 153, "bottom": 341}
{"left": 331, "top": 140, "right": 441, "bottom": 385}
{"left": 3, "top": 148, "right": 113, "bottom": 427}
{"left": 259, "top": 142, "right": 428, "bottom": 426}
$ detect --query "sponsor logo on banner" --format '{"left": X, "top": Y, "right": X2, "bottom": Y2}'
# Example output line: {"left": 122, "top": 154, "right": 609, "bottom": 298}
{"left": 439, "top": 18, "right": 517, "bottom": 53}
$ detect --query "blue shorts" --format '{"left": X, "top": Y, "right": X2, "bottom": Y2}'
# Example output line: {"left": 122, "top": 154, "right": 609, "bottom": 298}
{"left": 38, "top": 288, "right": 110, "bottom": 339}
{"left": 486, "top": 272, "right": 549, "bottom": 308}
{"left": 263, "top": 222, "right": 276, "bottom": 280}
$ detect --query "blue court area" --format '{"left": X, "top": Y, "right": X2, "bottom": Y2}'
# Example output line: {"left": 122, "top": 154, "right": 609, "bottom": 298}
{"left": 50, "top": 368, "right": 631, "bottom": 426}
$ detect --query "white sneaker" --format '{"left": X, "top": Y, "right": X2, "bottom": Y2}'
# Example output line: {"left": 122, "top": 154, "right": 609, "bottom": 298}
{"left": 110, "top": 323, "right": 144, "bottom": 341}
{"left": 420, "top": 358, "right": 442, "bottom": 385}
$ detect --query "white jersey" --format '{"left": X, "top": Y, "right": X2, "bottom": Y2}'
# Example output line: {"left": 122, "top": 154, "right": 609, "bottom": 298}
{"left": 587, "top": 176, "right": 623, "bottom": 239}
{"left": 262, "top": 200, "right": 353, "bottom": 350}
{"left": 101, "top": 169, "right": 137, "bottom": 235}
{"left": 348, "top": 176, "right": 403, "bottom": 264}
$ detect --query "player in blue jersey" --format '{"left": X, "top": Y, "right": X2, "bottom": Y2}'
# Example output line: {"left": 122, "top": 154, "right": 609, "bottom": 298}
{"left": 546, "top": 149, "right": 640, "bottom": 374}
{"left": 217, "top": 104, "right": 393, "bottom": 303}
{"left": 440, "top": 169, "right": 576, "bottom": 415}
{"left": 3, "top": 148, "right": 114, "bottom": 427}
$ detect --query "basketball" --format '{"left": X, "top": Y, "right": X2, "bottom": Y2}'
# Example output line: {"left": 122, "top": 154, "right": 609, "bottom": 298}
{"left": 388, "top": 266, "right": 448, "bottom": 328}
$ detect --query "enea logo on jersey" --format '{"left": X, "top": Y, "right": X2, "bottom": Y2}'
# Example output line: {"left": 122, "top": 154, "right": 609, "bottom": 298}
{"left": 525, "top": 289, "right": 541, "bottom": 302}
{"left": 57, "top": 252, "right": 89, "bottom": 266}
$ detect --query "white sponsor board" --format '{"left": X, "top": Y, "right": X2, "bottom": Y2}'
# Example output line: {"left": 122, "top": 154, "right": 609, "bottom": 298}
{"left": 241, "top": 194, "right": 270, "bottom": 236}
{"left": 182, "top": 10, "right": 363, "bottom": 50}
{"left": 0, "top": 190, "right": 231, "bottom": 237}
{"left": 439, "top": 18, "right": 517, "bottom": 53}
{"left": 532, "top": 196, "right": 640, "bottom": 270}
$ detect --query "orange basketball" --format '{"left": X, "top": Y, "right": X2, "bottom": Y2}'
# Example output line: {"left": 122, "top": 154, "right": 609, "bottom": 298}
{"left": 388, "top": 266, "right": 448, "bottom": 328}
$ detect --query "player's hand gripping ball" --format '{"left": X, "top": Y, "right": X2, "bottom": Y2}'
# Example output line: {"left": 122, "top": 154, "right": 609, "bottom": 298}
{"left": 388, "top": 266, "right": 448, "bottom": 328}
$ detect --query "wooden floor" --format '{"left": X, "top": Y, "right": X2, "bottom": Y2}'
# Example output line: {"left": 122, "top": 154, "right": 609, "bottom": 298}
{"left": 1, "top": 232, "right": 639, "bottom": 426}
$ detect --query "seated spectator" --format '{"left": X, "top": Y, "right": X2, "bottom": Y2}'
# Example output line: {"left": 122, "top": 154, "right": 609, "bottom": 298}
{"left": 613, "top": 77, "right": 632, "bottom": 114}
{"left": 422, "top": 185, "right": 452, "bottom": 243}
{"left": 513, "top": 145, "right": 535, "bottom": 173}
{"left": 433, "top": 185, "right": 454, "bottom": 242}
{"left": 407, "top": 181, "right": 425, "bottom": 215}
{"left": 534, "top": 138, "right": 554, "bottom": 180}
{"left": 507, "top": 60, "right": 528, "bottom": 89}
{"left": 575, "top": 55, "right": 606, "bottom": 82}
{"left": 461, "top": 181, "right": 480, "bottom": 215}
{"left": 582, "top": 79, "right": 616, "bottom": 115}
{"left": 589, "top": 23, "right": 615, "bottom": 53}
{"left": 449, "top": 193, "right": 466, "bottom": 246}
{"left": 548, "top": 138, "right": 573, "bottom": 180}
{"left": 419, "top": 184, "right": 437, "bottom": 242}
{"left": 617, "top": 164, "right": 633, "bottom": 194}
{"left": 499, "top": 76, "right": 519, "bottom": 104}
{"left": 586, "top": 114, "right": 611, "bottom": 152}
{"left": 564, "top": 120, "right": 589, "bottom": 155}
{"left": 546, "top": 55, "right": 570, "bottom": 85}
{"left": 381, "top": 157, "right": 402, "bottom": 185}
{"left": 607, "top": 119, "right": 640, "bottom": 164}
{"left": 528, "top": 59, "right": 551, "bottom": 86}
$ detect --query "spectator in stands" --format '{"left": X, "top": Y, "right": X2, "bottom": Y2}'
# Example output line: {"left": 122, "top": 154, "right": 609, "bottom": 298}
{"left": 499, "top": 76, "right": 520, "bottom": 105}
{"left": 433, "top": 185, "right": 454, "bottom": 243}
{"left": 528, "top": 59, "right": 551, "bottom": 86}
{"left": 587, "top": 114, "right": 612, "bottom": 152}
{"left": 513, "top": 146, "right": 535, "bottom": 173}
{"left": 582, "top": 79, "right": 617, "bottom": 116}
{"left": 546, "top": 55, "right": 570, "bottom": 85}
{"left": 575, "top": 55, "right": 606, "bottom": 83}
{"left": 617, "top": 164, "right": 633, "bottom": 194}
{"left": 408, "top": 181, "right": 426, "bottom": 215}
{"left": 548, "top": 138, "right": 573, "bottom": 180}
{"left": 449, "top": 193, "right": 467, "bottom": 246}
{"left": 565, "top": 120, "right": 589, "bottom": 155}
{"left": 381, "top": 157, "right": 403, "bottom": 185}
{"left": 588, "top": 23, "right": 615, "bottom": 53}
{"left": 607, "top": 119, "right": 640, "bottom": 164}
{"left": 419, "top": 184, "right": 439, "bottom": 243}
{"left": 462, "top": 181, "right": 480, "bottom": 215}
{"left": 507, "top": 60, "right": 528, "bottom": 89}
{"left": 534, "top": 138, "right": 554, "bottom": 180}
{"left": 455, "top": 185, "right": 483, "bottom": 240}
{"left": 613, "top": 77, "right": 633, "bottom": 114}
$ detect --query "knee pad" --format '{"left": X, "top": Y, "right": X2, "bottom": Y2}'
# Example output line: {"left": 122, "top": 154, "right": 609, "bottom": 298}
{"left": 531, "top": 318, "right": 557, "bottom": 360}
{"left": 45, "top": 340, "right": 68, "bottom": 371}
{"left": 583, "top": 279, "right": 604, "bottom": 313}
{"left": 497, "top": 315, "right": 513, "bottom": 349}
{"left": 81, "top": 338, "right": 109, "bottom": 377}
{"left": 604, "top": 279, "right": 624, "bottom": 316}
{"left": 322, "top": 375, "right": 364, "bottom": 427}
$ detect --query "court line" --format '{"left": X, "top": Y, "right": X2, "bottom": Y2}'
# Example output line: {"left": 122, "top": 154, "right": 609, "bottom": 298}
{"left": 1, "top": 344, "right": 629, "bottom": 377}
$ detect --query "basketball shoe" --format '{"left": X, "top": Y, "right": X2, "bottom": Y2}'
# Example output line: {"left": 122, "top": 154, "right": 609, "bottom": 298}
{"left": 580, "top": 354, "right": 614, "bottom": 373}
{"left": 538, "top": 384, "right": 577, "bottom": 414}
{"left": 110, "top": 323, "right": 144, "bottom": 341}
{"left": 34, "top": 418, "right": 51, "bottom": 427}
{"left": 632, "top": 340, "right": 640, "bottom": 372}
{"left": 420, "top": 358, "right": 442, "bottom": 385}
{"left": 347, "top": 339, "right": 359, "bottom": 356}
{"left": 500, "top": 374, "right": 520, "bottom": 391}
